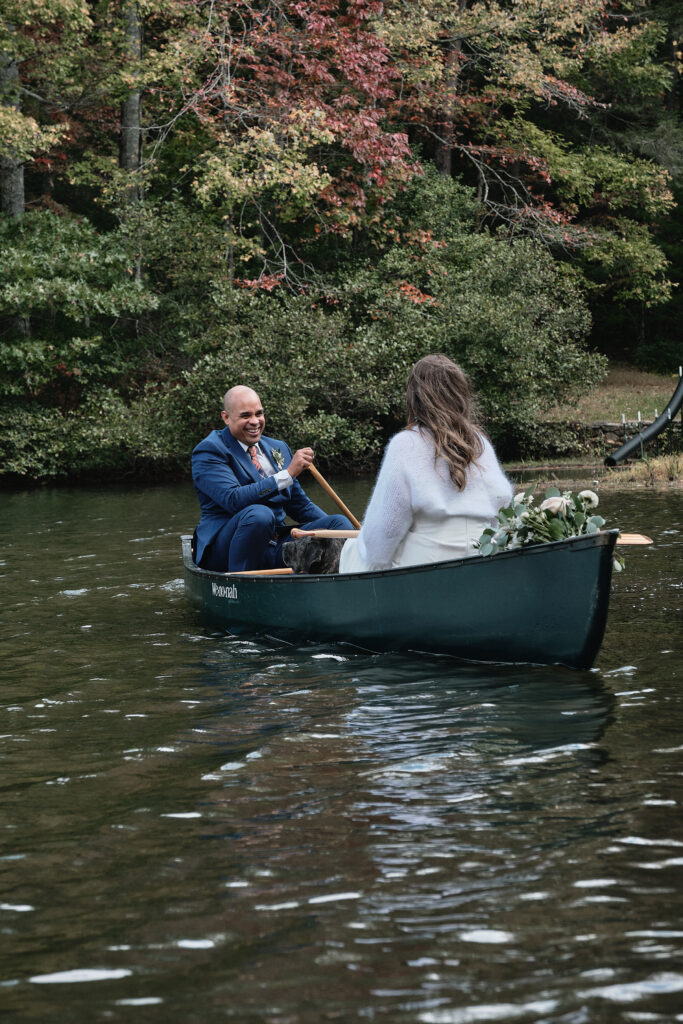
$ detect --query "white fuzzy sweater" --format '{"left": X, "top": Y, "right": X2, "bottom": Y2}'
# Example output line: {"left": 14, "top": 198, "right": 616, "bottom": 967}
{"left": 354, "top": 427, "right": 512, "bottom": 571}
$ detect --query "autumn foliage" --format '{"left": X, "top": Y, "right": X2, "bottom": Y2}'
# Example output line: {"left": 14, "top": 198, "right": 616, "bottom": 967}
{"left": 0, "top": 0, "right": 681, "bottom": 477}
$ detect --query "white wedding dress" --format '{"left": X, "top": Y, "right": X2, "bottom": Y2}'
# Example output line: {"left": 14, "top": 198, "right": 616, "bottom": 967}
{"left": 338, "top": 427, "right": 512, "bottom": 573}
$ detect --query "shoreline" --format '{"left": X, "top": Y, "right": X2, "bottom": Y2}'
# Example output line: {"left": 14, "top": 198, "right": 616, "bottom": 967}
{"left": 505, "top": 455, "right": 682, "bottom": 490}
{"left": 1, "top": 459, "right": 681, "bottom": 492}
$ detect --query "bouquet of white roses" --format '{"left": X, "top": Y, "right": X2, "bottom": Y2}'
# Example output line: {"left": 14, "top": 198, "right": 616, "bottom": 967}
{"left": 477, "top": 487, "right": 623, "bottom": 571}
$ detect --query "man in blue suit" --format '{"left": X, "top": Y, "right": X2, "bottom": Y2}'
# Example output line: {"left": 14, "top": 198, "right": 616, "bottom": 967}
{"left": 192, "top": 385, "right": 352, "bottom": 572}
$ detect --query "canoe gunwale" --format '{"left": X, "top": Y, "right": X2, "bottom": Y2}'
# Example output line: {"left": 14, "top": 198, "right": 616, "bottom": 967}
{"left": 180, "top": 529, "right": 619, "bottom": 584}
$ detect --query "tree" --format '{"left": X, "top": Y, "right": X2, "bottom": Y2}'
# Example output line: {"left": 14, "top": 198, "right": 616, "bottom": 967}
{"left": 379, "top": 0, "right": 675, "bottom": 306}
{"left": 0, "top": 44, "right": 24, "bottom": 218}
{"left": 580, "top": 0, "right": 683, "bottom": 362}
{"left": 119, "top": 2, "right": 142, "bottom": 200}
{"left": 0, "top": 1, "right": 92, "bottom": 214}
{"left": 0, "top": 210, "right": 158, "bottom": 412}
{"left": 151, "top": 0, "right": 418, "bottom": 284}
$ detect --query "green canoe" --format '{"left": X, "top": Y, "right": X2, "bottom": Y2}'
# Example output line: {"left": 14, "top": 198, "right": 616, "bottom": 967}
{"left": 181, "top": 529, "right": 618, "bottom": 670}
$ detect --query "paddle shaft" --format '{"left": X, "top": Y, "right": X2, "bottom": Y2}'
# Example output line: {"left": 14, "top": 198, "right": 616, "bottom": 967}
{"left": 231, "top": 567, "right": 294, "bottom": 575}
{"left": 291, "top": 527, "right": 360, "bottom": 539}
{"left": 291, "top": 528, "right": 652, "bottom": 545}
{"left": 307, "top": 464, "right": 361, "bottom": 529}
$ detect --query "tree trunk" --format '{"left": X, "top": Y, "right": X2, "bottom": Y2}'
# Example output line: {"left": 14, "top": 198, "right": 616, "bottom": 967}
{"left": 434, "top": 40, "right": 458, "bottom": 178}
{"left": 434, "top": 3, "right": 467, "bottom": 177}
{"left": 434, "top": 135, "right": 452, "bottom": 177}
{"left": 119, "top": 3, "right": 142, "bottom": 202}
{"left": 0, "top": 51, "right": 25, "bottom": 219}
{"left": 1, "top": 45, "right": 29, "bottom": 336}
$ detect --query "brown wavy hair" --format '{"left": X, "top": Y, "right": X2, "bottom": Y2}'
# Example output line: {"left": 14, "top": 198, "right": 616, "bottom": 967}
{"left": 405, "top": 354, "right": 484, "bottom": 490}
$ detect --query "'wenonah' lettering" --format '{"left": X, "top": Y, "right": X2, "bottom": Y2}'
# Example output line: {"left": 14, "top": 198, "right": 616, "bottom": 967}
{"left": 211, "top": 582, "right": 238, "bottom": 600}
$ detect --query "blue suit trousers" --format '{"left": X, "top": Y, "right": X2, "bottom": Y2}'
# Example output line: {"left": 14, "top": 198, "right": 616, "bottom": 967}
{"left": 200, "top": 505, "right": 352, "bottom": 572}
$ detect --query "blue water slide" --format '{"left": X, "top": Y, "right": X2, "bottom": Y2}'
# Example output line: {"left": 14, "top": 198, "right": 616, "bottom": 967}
{"left": 604, "top": 369, "right": 683, "bottom": 467}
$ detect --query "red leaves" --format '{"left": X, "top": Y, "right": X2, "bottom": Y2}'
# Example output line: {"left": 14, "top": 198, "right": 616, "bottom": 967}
{"left": 395, "top": 281, "right": 439, "bottom": 306}
{"left": 184, "top": 0, "right": 416, "bottom": 239}
{"left": 236, "top": 273, "right": 286, "bottom": 291}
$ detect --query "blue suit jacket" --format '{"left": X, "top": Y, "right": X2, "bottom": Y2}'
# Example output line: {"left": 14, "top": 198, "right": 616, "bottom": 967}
{"left": 191, "top": 428, "right": 327, "bottom": 564}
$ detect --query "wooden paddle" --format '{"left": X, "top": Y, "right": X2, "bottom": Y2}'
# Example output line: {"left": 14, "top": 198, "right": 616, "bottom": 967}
{"left": 307, "top": 464, "right": 361, "bottom": 529}
{"left": 291, "top": 527, "right": 360, "bottom": 540}
{"left": 291, "top": 528, "right": 653, "bottom": 545}
{"left": 231, "top": 567, "right": 294, "bottom": 575}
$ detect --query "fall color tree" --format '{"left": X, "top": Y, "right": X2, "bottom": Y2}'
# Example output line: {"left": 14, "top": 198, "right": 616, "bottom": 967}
{"left": 0, "top": 0, "right": 680, "bottom": 478}
{"left": 379, "top": 0, "right": 676, "bottom": 305}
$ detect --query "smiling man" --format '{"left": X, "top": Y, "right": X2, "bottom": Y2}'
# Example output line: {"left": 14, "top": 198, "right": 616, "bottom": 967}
{"left": 191, "top": 386, "right": 352, "bottom": 572}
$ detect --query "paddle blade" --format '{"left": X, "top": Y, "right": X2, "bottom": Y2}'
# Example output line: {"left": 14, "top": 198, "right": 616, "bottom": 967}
{"left": 616, "top": 533, "right": 653, "bottom": 546}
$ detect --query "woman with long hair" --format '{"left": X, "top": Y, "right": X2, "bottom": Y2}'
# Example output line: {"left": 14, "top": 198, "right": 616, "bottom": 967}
{"left": 338, "top": 354, "right": 512, "bottom": 572}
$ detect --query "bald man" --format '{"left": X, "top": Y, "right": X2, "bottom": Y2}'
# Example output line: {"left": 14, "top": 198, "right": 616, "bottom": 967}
{"left": 191, "top": 386, "right": 352, "bottom": 572}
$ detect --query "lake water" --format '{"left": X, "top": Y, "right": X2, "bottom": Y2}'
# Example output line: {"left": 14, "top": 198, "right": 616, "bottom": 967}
{"left": 1, "top": 480, "right": 682, "bottom": 1023}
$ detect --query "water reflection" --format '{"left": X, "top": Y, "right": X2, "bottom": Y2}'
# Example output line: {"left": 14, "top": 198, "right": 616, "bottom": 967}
{"left": 346, "top": 659, "right": 614, "bottom": 757}
{"left": 187, "top": 647, "right": 615, "bottom": 799}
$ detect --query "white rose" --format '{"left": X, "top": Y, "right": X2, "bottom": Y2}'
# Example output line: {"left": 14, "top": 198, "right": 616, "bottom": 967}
{"left": 540, "top": 496, "right": 570, "bottom": 515}
{"left": 578, "top": 489, "right": 599, "bottom": 508}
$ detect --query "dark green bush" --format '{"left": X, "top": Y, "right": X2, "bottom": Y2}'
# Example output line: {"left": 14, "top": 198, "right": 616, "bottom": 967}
{"left": 0, "top": 173, "right": 607, "bottom": 480}
{"left": 0, "top": 211, "right": 159, "bottom": 406}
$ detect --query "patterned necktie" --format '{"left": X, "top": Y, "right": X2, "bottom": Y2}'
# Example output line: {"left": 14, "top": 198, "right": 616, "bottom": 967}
{"left": 247, "top": 444, "right": 265, "bottom": 478}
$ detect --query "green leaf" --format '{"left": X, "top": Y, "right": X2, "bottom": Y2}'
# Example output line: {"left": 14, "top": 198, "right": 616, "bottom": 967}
{"left": 548, "top": 519, "right": 565, "bottom": 541}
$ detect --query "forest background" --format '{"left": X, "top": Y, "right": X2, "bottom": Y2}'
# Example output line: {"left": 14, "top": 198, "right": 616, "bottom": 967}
{"left": 1, "top": 0, "right": 682, "bottom": 481}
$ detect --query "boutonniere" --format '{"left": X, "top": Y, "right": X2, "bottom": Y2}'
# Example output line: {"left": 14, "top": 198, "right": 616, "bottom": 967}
{"left": 271, "top": 447, "right": 285, "bottom": 470}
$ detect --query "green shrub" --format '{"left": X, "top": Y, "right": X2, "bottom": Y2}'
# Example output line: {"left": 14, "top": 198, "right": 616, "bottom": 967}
{"left": 325, "top": 170, "right": 606, "bottom": 454}
{"left": 0, "top": 211, "right": 158, "bottom": 404}
{"left": 0, "top": 172, "right": 607, "bottom": 479}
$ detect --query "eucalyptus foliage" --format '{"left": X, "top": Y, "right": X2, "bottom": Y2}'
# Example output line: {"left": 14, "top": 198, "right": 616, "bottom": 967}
{"left": 478, "top": 486, "right": 624, "bottom": 571}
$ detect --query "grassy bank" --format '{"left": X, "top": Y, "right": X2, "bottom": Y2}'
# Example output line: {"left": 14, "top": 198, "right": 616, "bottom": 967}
{"left": 519, "top": 360, "right": 683, "bottom": 465}
{"left": 541, "top": 362, "right": 679, "bottom": 423}
{"left": 507, "top": 454, "right": 682, "bottom": 491}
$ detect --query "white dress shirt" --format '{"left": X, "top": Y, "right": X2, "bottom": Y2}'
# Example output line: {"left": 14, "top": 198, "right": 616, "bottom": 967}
{"left": 239, "top": 440, "right": 293, "bottom": 491}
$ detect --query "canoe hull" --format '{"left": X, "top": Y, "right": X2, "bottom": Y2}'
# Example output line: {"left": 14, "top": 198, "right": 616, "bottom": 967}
{"left": 181, "top": 531, "right": 618, "bottom": 670}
